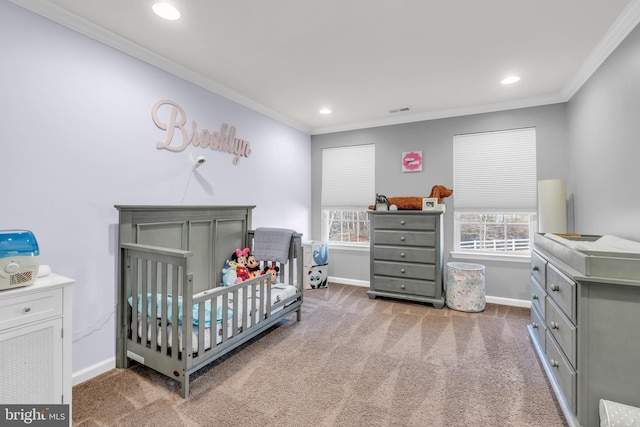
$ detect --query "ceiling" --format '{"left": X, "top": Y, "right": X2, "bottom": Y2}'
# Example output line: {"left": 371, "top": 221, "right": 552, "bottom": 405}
{"left": 11, "top": 0, "right": 640, "bottom": 134}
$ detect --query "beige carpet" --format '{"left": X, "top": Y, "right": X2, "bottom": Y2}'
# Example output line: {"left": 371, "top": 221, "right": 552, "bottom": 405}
{"left": 73, "top": 283, "right": 567, "bottom": 426}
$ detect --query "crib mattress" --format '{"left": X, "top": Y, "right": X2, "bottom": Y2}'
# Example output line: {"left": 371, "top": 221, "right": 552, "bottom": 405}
{"left": 132, "top": 283, "right": 298, "bottom": 353}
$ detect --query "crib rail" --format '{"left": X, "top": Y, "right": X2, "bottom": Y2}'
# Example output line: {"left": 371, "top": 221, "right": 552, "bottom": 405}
{"left": 120, "top": 243, "right": 194, "bottom": 367}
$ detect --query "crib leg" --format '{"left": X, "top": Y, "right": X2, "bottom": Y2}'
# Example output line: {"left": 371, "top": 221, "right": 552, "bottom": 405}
{"left": 296, "top": 307, "right": 301, "bottom": 322}
{"left": 180, "top": 377, "right": 189, "bottom": 399}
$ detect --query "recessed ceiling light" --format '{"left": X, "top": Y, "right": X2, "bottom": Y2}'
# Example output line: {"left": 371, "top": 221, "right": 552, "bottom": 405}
{"left": 152, "top": 3, "right": 181, "bottom": 21}
{"left": 319, "top": 108, "right": 332, "bottom": 115}
{"left": 501, "top": 76, "right": 521, "bottom": 85}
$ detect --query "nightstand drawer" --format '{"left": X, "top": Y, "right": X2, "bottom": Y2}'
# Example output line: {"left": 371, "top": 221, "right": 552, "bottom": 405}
{"left": 546, "top": 330, "right": 576, "bottom": 412}
{"left": 0, "top": 288, "right": 63, "bottom": 331}
{"left": 373, "top": 260, "right": 435, "bottom": 281}
{"left": 373, "top": 214, "right": 436, "bottom": 231}
{"left": 530, "top": 304, "right": 546, "bottom": 352}
{"left": 372, "top": 276, "right": 436, "bottom": 297}
{"left": 373, "top": 246, "right": 435, "bottom": 263}
{"left": 547, "top": 263, "right": 576, "bottom": 322}
{"left": 546, "top": 297, "right": 576, "bottom": 367}
{"left": 531, "top": 277, "right": 546, "bottom": 316}
{"left": 531, "top": 251, "right": 547, "bottom": 286}
{"left": 374, "top": 230, "right": 435, "bottom": 247}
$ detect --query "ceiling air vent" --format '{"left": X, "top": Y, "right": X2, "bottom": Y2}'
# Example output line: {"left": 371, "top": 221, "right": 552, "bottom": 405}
{"left": 389, "top": 107, "right": 411, "bottom": 113}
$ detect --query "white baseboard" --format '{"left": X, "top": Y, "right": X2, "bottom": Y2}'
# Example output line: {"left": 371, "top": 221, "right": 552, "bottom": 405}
{"left": 72, "top": 356, "right": 115, "bottom": 386}
{"left": 485, "top": 296, "right": 531, "bottom": 308}
{"left": 329, "top": 277, "right": 531, "bottom": 308}
{"left": 328, "top": 276, "right": 369, "bottom": 287}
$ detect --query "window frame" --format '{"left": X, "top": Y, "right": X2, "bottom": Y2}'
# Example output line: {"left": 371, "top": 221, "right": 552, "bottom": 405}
{"left": 452, "top": 127, "right": 537, "bottom": 260}
{"left": 321, "top": 144, "right": 375, "bottom": 249}
{"left": 321, "top": 209, "right": 371, "bottom": 248}
{"left": 453, "top": 211, "right": 537, "bottom": 259}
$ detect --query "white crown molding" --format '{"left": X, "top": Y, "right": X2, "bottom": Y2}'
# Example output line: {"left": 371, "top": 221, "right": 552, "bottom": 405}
{"left": 561, "top": 0, "right": 640, "bottom": 101}
{"left": 9, "top": 0, "right": 640, "bottom": 137}
{"left": 8, "top": 0, "right": 312, "bottom": 134}
{"left": 310, "top": 93, "right": 565, "bottom": 135}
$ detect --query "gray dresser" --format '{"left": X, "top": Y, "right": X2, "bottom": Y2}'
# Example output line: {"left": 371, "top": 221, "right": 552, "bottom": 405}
{"left": 367, "top": 211, "right": 444, "bottom": 308}
{"left": 528, "top": 233, "right": 640, "bottom": 427}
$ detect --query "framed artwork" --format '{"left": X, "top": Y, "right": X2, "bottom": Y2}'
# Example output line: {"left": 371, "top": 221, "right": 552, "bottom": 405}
{"left": 402, "top": 151, "right": 423, "bottom": 172}
{"left": 422, "top": 198, "right": 438, "bottom": 210}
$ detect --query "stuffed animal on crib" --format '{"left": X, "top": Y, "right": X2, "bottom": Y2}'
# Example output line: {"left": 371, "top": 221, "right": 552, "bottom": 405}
{"left": 246, "top": 253, "right": 261, "bottom": 278}
{"left": 221, "top": 260, "right": 237, "bottom": 287}
{"left": 261, "top": 265, "right": 280, "bottom": 284}
{"left": 231, "top": 247, "right": 250, "bottom": 267}
{"left": 235, "top": 265, "right": 250, "bottom": 283}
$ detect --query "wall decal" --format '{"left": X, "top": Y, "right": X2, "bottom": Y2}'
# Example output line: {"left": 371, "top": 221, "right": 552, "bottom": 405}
{"left": 402, "top": 151, "right": 422, "bottom": 172}
{"left": 151, "top": 99, "right": 252, "bottom": 165}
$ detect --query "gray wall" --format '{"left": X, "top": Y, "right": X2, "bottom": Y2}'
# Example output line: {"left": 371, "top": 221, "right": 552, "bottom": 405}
{"left": 311, "top": 104, "right": 568, "bottom": 302}
{"left": 567, "top": 22, "right": 640, "bottom": 241}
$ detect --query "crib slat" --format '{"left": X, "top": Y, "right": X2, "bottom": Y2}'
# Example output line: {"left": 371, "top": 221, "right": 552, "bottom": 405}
{"left": 197, "top": 298, "right": 205, "bottom": 354}
{"left": 141, "top": 258, "right": 149, "bottom": 345}
{"left": 149, "top": 260, "right": 158, "bottom": 350}
{"left": 171, "top": 264, "right": 180, "bottom": 360}
{"left": 160, "top": 262, "right": 168, "bottom": 356}
{"left": 129, "top": 256, "right": 138, "bottom": 341}
{"left": 221, "top": 292, "right": 229, "bottom": 342}
{"left": 209, "top": 294, "right": 217, "bottom": 350}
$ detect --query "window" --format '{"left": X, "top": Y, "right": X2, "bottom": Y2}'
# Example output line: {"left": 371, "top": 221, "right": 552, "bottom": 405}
{"left": 453, "top": 128, "right": 537, "bottom": 255}
{"left": 321, "top": 144, "right": 375, "bottom": 245}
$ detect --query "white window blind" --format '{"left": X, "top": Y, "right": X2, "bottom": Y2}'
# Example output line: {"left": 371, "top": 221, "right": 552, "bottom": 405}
{"left": 321, "top": 144, "right": 375, "bottom": 210}
{"left": 453, "top": 128, "right": 536, "bottom": 211}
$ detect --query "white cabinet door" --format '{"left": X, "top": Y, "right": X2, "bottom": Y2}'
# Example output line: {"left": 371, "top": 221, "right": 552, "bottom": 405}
{"left": 0, "top": 317, "right": 63, "bottom": 404}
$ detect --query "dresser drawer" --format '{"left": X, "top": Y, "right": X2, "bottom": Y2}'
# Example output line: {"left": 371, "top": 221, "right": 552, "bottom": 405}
{"left": 546, "top": 297, "right": 576, "bottom": 367}
{"left": 373, "top": 260, "right": 435, "bottom": 281}
{"left": 530, "top": 304, "right": 546, "bottom": 352}
{"left": 0, "top": 288, "right": 63, "bottom": 331}
{"left": 373, "top": 246, "right": 435, "bottom": 263}
{"left": 374, "top": 230, "right": 435, "bottom": 247}
{"left": 531, "top": 251, "right": 547, "bottom": 286}
{"left": 530, "top": 277, "right": 546, "bottom": 316}
{"left": 373, "top": 214, "right": 436, "bottom": 231}
{"left": 545, "top": 330, "right": 576, "bottom": 412}
{"left": 372, "top": 276, "right": 436, "bottom": 297}
{"left": 547, "top": 263, "right": 576, "bottom": 322}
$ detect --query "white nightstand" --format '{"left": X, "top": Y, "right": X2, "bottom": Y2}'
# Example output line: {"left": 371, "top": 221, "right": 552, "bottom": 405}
{"left": 0, "top": 273, "right": 74, "bottom": 405}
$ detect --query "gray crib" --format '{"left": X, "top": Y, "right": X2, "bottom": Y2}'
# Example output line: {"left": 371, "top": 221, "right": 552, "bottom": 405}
{"left": 115, "top": 205, "right": 303, "bottom": 398}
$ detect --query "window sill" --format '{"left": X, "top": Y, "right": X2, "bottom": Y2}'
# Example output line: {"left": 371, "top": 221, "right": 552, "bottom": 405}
{"left": 327, "top": 243, "right": 370, "bottom": 252}
{"left": 450, "top": 251, "right": 531, "bottom": 263}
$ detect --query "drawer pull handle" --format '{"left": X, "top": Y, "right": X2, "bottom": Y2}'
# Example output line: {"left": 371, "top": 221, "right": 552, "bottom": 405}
{"left": 551, "top": 321, "right": 559, "bottom": 330}
{"left": 400, "top": 268, "right": 406, "bottom": 274}
{"left": 550, "top": 284, "right": 560, "bottom": 292}
{"left": 23, "top": 307, "right": 31, "bottom": 313}
{"left": 532, "top": 322, "right": 538, "bottom": 329}
{"left": 400, "top": 220, "right": 406, "bottom": 225}
{"left": 532, "top": 294, "right": 538, "bottom": 300}
{"left": 532, "top": 266, "right": 539, "bottom": 271}
{"left": 400, "top": 236, "right": 405, "bottom": 241}
{"left": 400, "top": 284, "right": 406, "bottom": 289}
{"left": 550, "top": 359, "right": 559, "bottom": 368}
{"left": 400, "top": 252, "right": 405, "bottom": 257}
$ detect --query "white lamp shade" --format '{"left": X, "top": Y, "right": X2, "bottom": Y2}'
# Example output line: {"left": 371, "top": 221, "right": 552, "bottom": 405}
{"left": 538, "top": 179, "right": 567, "bottom": 233}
